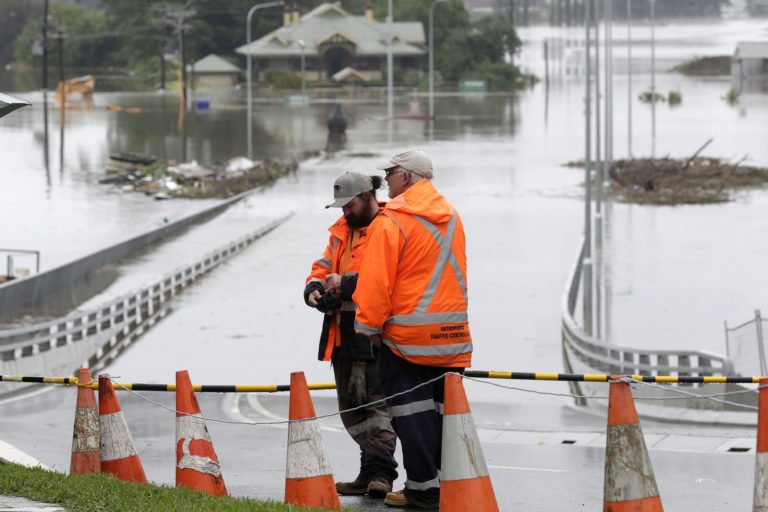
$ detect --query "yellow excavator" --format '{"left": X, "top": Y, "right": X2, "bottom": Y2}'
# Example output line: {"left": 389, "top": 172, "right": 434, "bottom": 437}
{"left": 55, "top": 75, "right": 95, "bottom": 105}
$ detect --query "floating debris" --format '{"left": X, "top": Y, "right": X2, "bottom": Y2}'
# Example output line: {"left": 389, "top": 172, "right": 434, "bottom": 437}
{"left": 609, "top": 157, "right": 768, "bottom": 205}
{"left": 101, "top": 152, "right": 298, "bottom": 199}
{"left": 565, "top": 155, "right": 768, "bottom": 205}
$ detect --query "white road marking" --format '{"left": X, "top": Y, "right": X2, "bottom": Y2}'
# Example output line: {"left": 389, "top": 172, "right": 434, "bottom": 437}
{"left": 488, "top": 465, "right": 568, "bottom": 473}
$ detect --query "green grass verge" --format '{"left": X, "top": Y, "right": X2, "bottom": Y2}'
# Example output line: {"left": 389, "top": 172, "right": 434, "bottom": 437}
{"left": 0, "top": 463, "right": 336, "bottom": 511}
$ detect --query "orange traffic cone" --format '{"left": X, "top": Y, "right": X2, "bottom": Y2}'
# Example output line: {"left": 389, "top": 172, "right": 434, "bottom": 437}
{"left": 604, "top": 377, "right": 663, "bottom": 512}
{"left": 98, "top": 374, "right": 148, "bottom": 483}
{"left": 440, "top": 373, "right": 499, "bottom": 512}
{"left": 70, "top": 368, "right": 100, "bottom": 475}
{"left": 284, "top": 371, "right": 341, "bottom": 511}
{"left": 753, "top": 378, "right": 768, "bottom": 511}
{"left": 175, "top": 370, "right": 227, "bottom": 496}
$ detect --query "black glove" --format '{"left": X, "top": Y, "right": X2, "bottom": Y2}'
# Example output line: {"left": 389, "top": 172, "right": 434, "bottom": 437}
{"left": 315, "top": 292, "right": 341, "bottom": 313}
{"left": 303, "top": 281, "right": 325, "bottom": 306}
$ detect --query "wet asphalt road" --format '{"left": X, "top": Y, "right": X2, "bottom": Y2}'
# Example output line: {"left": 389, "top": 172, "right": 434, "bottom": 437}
{"left": 0, "top": 385, "right": 757, "bottom": 511}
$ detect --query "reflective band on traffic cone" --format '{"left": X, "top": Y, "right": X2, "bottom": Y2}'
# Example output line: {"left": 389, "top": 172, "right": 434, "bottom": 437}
{"left": 753, "top": 378, "right": 768, "bottom": 511}
{"left": 604, "top": 377, "right": 663, "bottom": 512}
{"left": 440, "top": 373, "right": 499, "bottom": 512}
{"left": 175, "top": 370, "right": 227, "bottom": 496}
{"left": 70, "top": 368, "right": 100, "bottom": 475}
{"left": 98, "top": 374, "right": 148, "bottom": 483}
{"left": 284, "top": 371, "right": 341, "bottom": 511}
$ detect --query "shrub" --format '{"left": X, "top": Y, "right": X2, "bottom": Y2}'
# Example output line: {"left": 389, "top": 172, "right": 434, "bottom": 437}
{"left": 263, "top": 69, "right": 301, "bottom": 90}
{"left": 667, "top": 89, "right": 682, "bottom": 107}
{"left": 639, "top": 90, "right": 666, "bottom": 103}
{"left": 462, "top": 61, "right": 534, "bottom": 91}
{"left": 396, "top": 68, "right": 429, "bottom": 89}
{"left": 723, "top": 87, "right": 740, "bottom": 106}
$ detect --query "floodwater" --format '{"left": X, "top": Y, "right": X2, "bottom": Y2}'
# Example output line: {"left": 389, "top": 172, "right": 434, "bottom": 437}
{"left": 1, "top": 19, "right": 768, "bottom": 400}
{"left": 3, "top": 18, "right": 768, "bottom": 510}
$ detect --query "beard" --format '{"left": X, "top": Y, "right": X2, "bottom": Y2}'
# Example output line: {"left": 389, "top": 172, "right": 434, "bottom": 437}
{"left": 345, "top": 212, "right": 368, "bottom": 228}
{"left": 345, "top": 208, "right": 374, "bottom": 228}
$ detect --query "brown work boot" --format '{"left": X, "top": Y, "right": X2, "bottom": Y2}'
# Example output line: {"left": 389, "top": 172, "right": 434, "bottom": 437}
{"left": 335, "top": 475, "right": 368, "bottom": 495}
{"left": 385, "top": 489, "right": 439, "bottom": 510}
{"left": 384, "top": 489, "right": 410, "bottom": 507}
{"left": 367, "top": 475, "right": 393, "bottom": 499}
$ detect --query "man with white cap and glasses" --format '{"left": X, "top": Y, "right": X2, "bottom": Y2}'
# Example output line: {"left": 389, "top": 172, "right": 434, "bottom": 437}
{"left": 303, "top": 171, "right": 398, "bottom": 498}
{"left": 354, "top": 149, "right": 473, "bottom": 509}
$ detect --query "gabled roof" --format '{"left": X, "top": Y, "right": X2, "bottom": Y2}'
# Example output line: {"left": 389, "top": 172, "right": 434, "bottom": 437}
{"left": 235, "top": 2, "right": 426, "bottom": 58}
{"left": 332, "top": 67, "right": 369, "bottom": 82}
{"left": 734, "top": 42, "right": 768, "bottom": 60}
{"left": 189, "top": 54, "right": 241, "bottom": 74}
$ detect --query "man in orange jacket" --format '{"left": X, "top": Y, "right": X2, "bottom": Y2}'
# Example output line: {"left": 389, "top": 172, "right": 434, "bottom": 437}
{"left": 304, "top": 171, "right": 398, "bottom": 498}
{"left": 354, "top": 149, "right": 472, "bottom": 509}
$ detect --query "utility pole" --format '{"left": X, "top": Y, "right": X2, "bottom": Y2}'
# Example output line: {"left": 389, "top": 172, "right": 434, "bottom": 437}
{"left": 157, "top": 6, "right": 196, "bottom": 104}
{"left": 156, "top": 5, "right": 196, "bottom": 161}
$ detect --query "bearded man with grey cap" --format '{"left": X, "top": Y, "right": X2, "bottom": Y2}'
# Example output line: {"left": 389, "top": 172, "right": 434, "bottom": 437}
{"left": 354, "top": 149, "right": 472, "bottom": 509}
{"left": 303, "top": 171, "right": 398, "bottom": 498}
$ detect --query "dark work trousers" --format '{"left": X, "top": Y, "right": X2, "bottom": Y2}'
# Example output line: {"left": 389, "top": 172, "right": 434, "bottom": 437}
{"left": 332, "top": 351, "right": 398, "bottom": 483}
{"left": 378, "top": 344, "right": 463, "bottom": 505}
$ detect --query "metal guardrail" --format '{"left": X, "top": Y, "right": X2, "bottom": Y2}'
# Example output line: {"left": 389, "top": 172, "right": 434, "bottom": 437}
{"left": 560, "top": 238, "right": 739, "bottom": 413}
{"left": 0, "top": 215, "right": 292, "bottom": 380}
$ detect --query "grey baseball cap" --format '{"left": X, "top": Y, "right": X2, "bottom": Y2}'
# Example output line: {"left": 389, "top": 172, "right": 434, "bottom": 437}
{"left": 325, "top": 172, "right": 373, "bottom": 208}
{"left": 376, "top": 148, "right": 434, "bottom": 180}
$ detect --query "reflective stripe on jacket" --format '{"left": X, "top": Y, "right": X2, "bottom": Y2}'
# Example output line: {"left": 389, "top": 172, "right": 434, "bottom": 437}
{"left": 306, "top": 209, "right": 381, "bottom": 361}
{"left": 353, "top": 180, "right": 472, "bottom": 368}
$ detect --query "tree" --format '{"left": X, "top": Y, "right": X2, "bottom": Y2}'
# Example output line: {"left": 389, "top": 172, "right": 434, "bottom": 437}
{"left": 0, "top": 1, "right": 42, "bottom": 68}
{"left": 13, "top": 4, "right": 113, "bottom": 69}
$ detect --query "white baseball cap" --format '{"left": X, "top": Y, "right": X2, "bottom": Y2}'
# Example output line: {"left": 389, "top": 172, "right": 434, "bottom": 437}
{"left": 325, "top": 172, "right": 373, "bottom": 208}
{"left": 376, "top": 148, "right": 434, "bottom": 180}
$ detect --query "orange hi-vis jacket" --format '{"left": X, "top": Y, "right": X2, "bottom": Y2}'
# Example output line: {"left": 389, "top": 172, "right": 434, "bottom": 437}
{"left": 353, "top": 180, "right": 472, "bottom": 368}
{"left": 306, "top": 208, "right": 382, "bottom": 362}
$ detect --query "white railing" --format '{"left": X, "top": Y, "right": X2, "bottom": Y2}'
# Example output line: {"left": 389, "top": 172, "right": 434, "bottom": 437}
{"left": 0, "top": 214, "right": 292, "bottom": 391}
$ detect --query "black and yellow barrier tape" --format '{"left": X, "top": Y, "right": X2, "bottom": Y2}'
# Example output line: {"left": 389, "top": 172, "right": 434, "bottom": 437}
{"left": 0, "top": 371, "right": 764, "bottom": 392}
{"left": 464, "top": 371, "right": 764, "bottom": 384}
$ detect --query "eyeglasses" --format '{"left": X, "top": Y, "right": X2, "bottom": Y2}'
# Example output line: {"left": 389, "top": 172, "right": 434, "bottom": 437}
{"left": 385, "top": 167, "right": 405, "bottom": 179}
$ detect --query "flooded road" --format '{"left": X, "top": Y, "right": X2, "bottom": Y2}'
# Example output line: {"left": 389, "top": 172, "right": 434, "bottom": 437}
{"left": 2, "top": 18, "right": 768, "bottom": 510}
{"left": 1, "top": 19, "right": 767, "bottom": 395}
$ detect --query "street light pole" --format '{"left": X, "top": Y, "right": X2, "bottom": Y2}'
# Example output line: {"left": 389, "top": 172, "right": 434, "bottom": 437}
{"left": 583, "top": 0, "right": 593, "bottom": 336}
{"left": 298, "top": 39, "right": 306, "bottom": 96}
{"left": 650, "top": 0, "right": 656, "bottom": 157}
{"left": 246, "top": 1, "right": 283, "bottom": 160}
{"left": 627, "top": 0, "right": 633, "bottom": 158}
{"left": 428, "top": 0, "right": 446, "bottom": 121}
{"left": 387, "top": 0, "right": 394, "bottom": 120}
{"left": 605, "top": 0, "right": 613, "bottom": 190}
{"left": 594, "top": 0, "right": 601, "bottom": 216}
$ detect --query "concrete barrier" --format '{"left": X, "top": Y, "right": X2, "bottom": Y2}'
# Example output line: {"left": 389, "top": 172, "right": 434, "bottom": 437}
{"left": 0, "top": 190, "right": 254, "bottom": 322}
